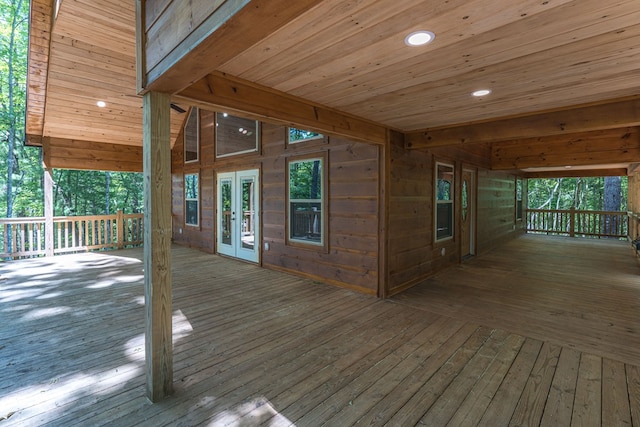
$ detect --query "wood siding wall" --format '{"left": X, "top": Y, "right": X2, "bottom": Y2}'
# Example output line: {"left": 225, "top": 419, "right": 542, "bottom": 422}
{"left": 171, "top": 110, "right": 381, "bottom": 295}
{"left": 171, "top": 112, "right": 215, "bottom": 253}
{"left": 386, "top": 137, "right": 523, "bottom": 296}
{"left": 142, "top": 0, "right": 228, "bottom": 81}
{"left": 171, "top": 111, "right": 525, "bottom": 296}
{"left": 261, "top": 124, "right": 380, "bottom": 295}
{"left": 477, "top": 170, "right": 526, "bottom": 253}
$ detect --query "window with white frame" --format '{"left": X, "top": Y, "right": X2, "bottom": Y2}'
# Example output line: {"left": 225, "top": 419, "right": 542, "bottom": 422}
{"left": 288, "top": 157, "right": 324, "bottom": 246}
{"left": 435, "top": 162, "right": 454, "bottom": 241}
{"left": 184, "top": 108, "right": 199, "bottom": 163}
{"left": 185, "top": 173, "right": 199, "bottom": 226}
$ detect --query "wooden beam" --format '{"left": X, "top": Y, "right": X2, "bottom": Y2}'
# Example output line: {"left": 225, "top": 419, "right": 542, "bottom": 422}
{"left": 405, "top": 98, "right": 640, "bottom": 149}
{"left": 142, "top": 0, "right": 323, "bottom": 94}
{"left": 143, "top": 91, "right": 173, "bottom": 402}
{"left": 491, "top": 127, "right": 640, "bottom": 170}
{"left": 45, "top": 138, "right": 143, "bottom": 172}
{"left": 176, "top": 71, "right": 388, "bottom": 145}
{"left": 524, "top": 168, "right": 628, "bottom": 179}
{"left": 26, "top": 0, "right": 53, "bottom": 142}
{"left": 135, "top": 0, "right": 145, "bottom": 93}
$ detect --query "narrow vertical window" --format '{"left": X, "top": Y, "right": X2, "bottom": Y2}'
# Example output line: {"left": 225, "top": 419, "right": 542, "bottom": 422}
{"left": 516, "top": 177, "right": 524, "bottom": 221}
{"left": 185, "top": 173, "right": 199, "bottom": 226}
{"left": 185, "top": 108, "right": 199, "bottom": 163}
{"left": 435, "top": 163, "right": 454, "bottom": 241}
{"left": 288, "top": 157, "right": 324, "bottom": 246}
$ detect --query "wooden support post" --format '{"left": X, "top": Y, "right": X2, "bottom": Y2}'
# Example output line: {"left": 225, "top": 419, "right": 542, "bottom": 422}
{"left": 143, "top": 91, "right": 173, "bottom": 402}
{"left": 116, "top": 210, "right": 124, "bottom": 249}
{"left": 44, "top": 167, "right": 54, "bottom": 256}
{"left": 570, "top": 207, "right": 576, "bottom": 238}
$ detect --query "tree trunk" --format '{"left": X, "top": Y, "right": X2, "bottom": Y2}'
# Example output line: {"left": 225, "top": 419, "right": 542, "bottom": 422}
{"left": 603, "top": 176, "right": 622, "bottom": 236}
{"left": 5, "top": 0, "right": 24, "bottom": 219}
{"left": 105, "top": 172, "right": 111, "bottom": 214}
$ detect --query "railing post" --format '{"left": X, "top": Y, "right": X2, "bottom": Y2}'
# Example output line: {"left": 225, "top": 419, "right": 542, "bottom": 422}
{"left": 117, "top": 210, "right": 124, "bottom": 249}
{"left": 44, "top": 168, "right": 54, "bottom": 256}
{"left": 569, "top": 207, "right": 575, "bottom": 237}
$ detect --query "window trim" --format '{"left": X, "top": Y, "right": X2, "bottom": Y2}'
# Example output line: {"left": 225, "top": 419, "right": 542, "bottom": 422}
{"left": 434, "top": 161, "right": 455, "bottom": 243}
{"left": 184, "top": 108, "right": 199, "bottom": 164}
{"left": 184, "top": 173, "right": 200, "bottom": 227}
{"left": 286, "top": 153, "right": 328, "bottom": 251}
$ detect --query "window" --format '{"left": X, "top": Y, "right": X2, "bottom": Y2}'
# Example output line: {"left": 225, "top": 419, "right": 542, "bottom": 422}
{"left": 435, "top": 163, "right": 454, "bottom": 241}
{"left": 185, "top": 173, "right": 199, "bottom": 226}
{"left": 216, "top": 113, "right": 259, "bottom": 157}
{"left": 516, "top": 177, "right": 524, "bottom": 221}
{"left": 184, "top": 108, "right": 199, "bottom": 163}
{"left": 288, "top": 127, "right": 323, "bottom": 144}
{"left": 288, "top": 157, "right": 324, "bottom": 246}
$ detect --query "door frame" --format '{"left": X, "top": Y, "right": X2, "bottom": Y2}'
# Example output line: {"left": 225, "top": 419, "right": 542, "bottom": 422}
{"left": 216, "top": 169, "right": 260, "bottom": 263}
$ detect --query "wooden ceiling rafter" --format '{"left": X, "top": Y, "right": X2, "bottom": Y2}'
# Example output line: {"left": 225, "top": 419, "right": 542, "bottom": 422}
{"left": 523, "top": 168, "right": 629, "bottom": 179}
{"left": 405, "top": 97, "right": 640, "bottom": 149}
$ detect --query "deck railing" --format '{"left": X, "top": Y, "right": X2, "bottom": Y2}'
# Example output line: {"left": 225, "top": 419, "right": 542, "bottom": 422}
{"left": 0, "top": 211, "right": 144, "bottom": 259}
{"left": 526, "top": 208, "right": 629, "bottom": 239}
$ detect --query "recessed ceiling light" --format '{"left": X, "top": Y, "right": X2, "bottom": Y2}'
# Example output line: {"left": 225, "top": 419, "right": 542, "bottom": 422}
{"left": 96, "top": 100, "right": 106, "bottom": 108}
{"left": 472, "top": 89, "right": 491, "bottom": 97}
{"left": 404, "top": 31, "right": 435, "bottom": 47}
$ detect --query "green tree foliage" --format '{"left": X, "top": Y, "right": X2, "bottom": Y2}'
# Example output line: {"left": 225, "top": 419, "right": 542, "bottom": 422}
{"left": 289, "top": 159, "right": 321, "bottom": 200}
{"left": 527, "top": 177, "right": 628, "bottom": 211}
{"left": 0, "top": 0, "right": 39, "bottom": 218}
{"left": 52, "top": 170, "right": 143, "bottom": 216}
{"left": 0, "top": 2, "right": 143, "bottom": 219}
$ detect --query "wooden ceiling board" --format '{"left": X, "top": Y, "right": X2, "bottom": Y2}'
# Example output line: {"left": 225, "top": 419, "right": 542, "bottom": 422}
{"left": 31, "top": 0, "right": 183, "bottom": 152}
{"left": 219, "top": 0, "right": 640, "bottom": 131}
{"left": 307, "top": 6, "right": 640, "bottom": 109}
{"left": 350, "top": 30, "right": 640, "bottom": 128}
{"left": 221, "top": 0, "right": 573, "bottom": 88}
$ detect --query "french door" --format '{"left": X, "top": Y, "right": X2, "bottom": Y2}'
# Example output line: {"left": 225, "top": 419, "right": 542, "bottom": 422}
{"left": 217, "top": 169, "right": 260, "bottom": 263}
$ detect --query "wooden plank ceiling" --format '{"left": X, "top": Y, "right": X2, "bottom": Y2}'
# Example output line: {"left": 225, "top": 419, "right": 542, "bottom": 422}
{"left": 27, "top": 0, "right": 640, "bottom": 174}
{"left": 26, "top": 0, "right": 184, "bottom": 171}
{"left": 217, "top": 0, "right": 640, "bottom": 131}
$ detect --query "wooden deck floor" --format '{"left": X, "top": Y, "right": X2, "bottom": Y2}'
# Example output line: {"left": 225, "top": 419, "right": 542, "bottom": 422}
{"left": 1, "top": 235, "right": 640, "bottom": 426}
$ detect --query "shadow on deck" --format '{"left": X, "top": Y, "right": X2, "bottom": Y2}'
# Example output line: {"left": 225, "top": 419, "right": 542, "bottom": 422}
{"left": 1, "top": 234, "right": 639, "bottom": 426}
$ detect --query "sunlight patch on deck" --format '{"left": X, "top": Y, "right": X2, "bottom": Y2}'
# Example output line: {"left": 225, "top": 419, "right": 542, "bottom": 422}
{"left": 0, "top": 364, "right": 143, "bottom": 424}
{"left": 22, "top": 305, "right": 72, "bottom": 320}
{"left": 207, "top": 396, "right": 295, "bottom": 426}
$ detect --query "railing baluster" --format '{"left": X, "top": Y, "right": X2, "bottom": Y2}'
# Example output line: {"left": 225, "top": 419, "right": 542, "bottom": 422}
{"left": 525, "top": 209, "right": 630, "bottom": 239}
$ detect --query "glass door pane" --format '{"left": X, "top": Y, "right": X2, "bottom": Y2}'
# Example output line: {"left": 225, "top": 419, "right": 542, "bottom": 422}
{"left": 241, "top": 177, "right": 255, "bottom": 251}
{"left": 220, "top": 177, "right": 233, "bottom": 246}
